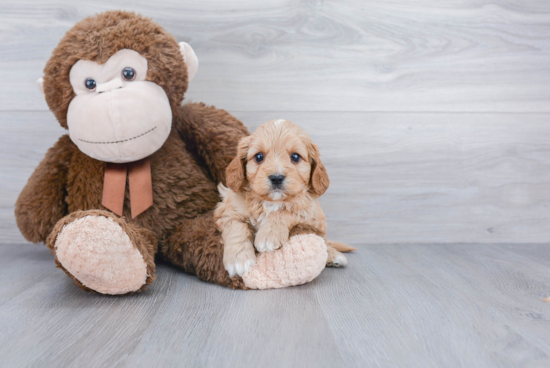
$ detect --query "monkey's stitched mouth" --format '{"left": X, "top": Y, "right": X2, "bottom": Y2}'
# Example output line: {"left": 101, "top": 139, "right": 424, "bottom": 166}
{"left": 79, "top": 126, "right": 157, "bottom": 144}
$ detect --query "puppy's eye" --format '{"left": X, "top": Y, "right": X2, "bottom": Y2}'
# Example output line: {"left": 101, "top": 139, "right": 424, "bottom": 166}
{"left": 122, "top": 67, "right": 136, "bottom": 81}
{"left": 254, "top": 152, "right": 264, "bottom": 163}
{"left": 290, "top": 153, "right": 301, "bottom": 163}
{"left": 85, "top": 78, "right": 97, "bottom": 91}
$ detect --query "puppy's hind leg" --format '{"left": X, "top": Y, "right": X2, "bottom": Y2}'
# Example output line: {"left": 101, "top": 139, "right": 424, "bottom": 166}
{"left": 326, "top": 240, "right": 356, "bottom": 253}
{"left": 326, "top": 246, "right": 348, "bottom": 268}
{"left": 326, "top": 240, "right": 355, "bottom": 267}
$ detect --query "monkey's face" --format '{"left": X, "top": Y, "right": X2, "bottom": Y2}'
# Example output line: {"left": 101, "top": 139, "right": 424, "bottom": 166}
{"left": 66, "top": 49, "right": 172, "bottom": 163}
{"left": 40, "top": 11, "right": 198, "bottom": 162}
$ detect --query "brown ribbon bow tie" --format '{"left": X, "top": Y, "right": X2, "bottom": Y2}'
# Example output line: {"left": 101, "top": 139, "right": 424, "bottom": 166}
{"left": 102, "top": 157, "right": 153, "bottom": 219}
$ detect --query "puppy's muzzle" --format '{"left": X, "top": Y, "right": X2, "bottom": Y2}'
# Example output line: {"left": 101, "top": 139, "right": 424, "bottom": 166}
{"left": 269, "top": 174, "right": 285, "bottom": 189}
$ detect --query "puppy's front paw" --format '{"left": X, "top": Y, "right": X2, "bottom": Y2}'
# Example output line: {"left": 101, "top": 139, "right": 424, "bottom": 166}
{"left": 254, "top": 238, "right": 278, "bottom": 252}
{"left": 327, "top": 248, "right": 348, "bottom": 267}
{"left": 224, "top": 244, "right": 256, "bottom": 277}
{"left": 254, "top": 227, "right": 288, "bottom": 252}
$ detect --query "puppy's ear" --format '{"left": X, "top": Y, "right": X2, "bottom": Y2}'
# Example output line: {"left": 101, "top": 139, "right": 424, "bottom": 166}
{"left": 308, "top": 142, "right": 330, "bottom": 196}
{"left": 226, "top": 136, "right": 251, "bottom": 192}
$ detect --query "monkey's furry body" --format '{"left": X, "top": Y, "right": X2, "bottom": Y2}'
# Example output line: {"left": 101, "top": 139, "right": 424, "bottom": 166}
{"left": 14, "top": 11, "right": 339, "bottom": 294}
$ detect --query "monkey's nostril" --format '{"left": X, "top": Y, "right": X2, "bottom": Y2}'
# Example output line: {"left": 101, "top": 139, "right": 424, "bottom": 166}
{"left": 269, "top": 175, "right": 285, "bottom": 186}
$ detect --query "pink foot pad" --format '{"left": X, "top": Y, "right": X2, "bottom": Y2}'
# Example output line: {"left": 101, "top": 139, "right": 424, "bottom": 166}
{"left": 242, "top": 234, "right": 328, "bottom": 289}
{"left": 54, "top": 215, "right": 148, "bottom": 295}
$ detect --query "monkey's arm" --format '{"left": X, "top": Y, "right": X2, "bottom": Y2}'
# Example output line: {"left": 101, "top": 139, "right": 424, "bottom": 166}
{"left": 15, "top": 135, "right": 74, "bottom": 243}
{"left": 177, "top": 102, "right": 249, "bottom": 184}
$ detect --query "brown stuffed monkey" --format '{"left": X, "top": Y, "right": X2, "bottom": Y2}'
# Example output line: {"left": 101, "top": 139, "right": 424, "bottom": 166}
{"left": 15, "top": 11, "right": 333, "bottom": 294}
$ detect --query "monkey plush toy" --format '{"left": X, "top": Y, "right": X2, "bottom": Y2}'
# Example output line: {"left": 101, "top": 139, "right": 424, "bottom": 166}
{"left": 14, "top": 11, "right": 335, "bottom": 294}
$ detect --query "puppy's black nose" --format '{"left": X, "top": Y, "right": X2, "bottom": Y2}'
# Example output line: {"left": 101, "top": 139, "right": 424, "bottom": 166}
{"left": 269, "top": 175, "right": 285, "bottom": 187}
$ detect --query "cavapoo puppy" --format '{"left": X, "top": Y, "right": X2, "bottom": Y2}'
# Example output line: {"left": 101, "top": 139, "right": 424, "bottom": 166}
{"left": 215, "top": 119, "right": 355, "bottom": 276}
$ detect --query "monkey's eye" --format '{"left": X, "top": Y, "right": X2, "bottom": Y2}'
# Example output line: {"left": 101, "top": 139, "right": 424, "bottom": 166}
{"left": 122, "top": 67, "right": 136, "bottom": 81}
{"left": 290, "top": 153, "right": 301, "bottom": 163}
{"left": 254, "top": 153, "right": 264, "bottom": 163}
{"left": 85, "top": 78, "right": 97, "bottom": 91}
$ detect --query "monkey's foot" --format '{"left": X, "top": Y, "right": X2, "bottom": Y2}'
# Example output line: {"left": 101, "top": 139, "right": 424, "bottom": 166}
{"left": 53, "top": 214, "right": 149, "bottom": 294}
{"left": 241, "top": 234, "right": 328, "bottom": 289}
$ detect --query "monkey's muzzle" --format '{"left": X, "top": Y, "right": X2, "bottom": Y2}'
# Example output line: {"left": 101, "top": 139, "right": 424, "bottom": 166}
{"left": 67, "top": 80, "right": 172, "bottom": 163}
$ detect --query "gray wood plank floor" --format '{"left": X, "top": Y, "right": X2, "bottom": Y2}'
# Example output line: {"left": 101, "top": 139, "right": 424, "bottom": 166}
{"left": 1, "top": 0, "right": 550, "bottom": 367}
{"left": 1, "top": 243, "right": 549, "bottom": 368}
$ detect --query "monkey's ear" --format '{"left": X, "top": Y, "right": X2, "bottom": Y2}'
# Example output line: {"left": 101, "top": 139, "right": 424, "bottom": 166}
{"left": 179, "top": 42, "right": 199, "bottom": 82}
{"left": 37, "top": 77, "right": 44, "bottom": 95}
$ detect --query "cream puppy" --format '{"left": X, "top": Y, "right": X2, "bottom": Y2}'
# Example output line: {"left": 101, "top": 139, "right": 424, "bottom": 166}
{"left": 215, "top": 119, "right": 355, "bottom": 276}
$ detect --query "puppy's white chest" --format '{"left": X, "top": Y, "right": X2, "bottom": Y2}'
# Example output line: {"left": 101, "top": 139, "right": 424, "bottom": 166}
{"left": 262, "top": 201, "right": 283, "bottom": 213}
{"left": 251, "top": 201, "right": 283, "bottom": 230}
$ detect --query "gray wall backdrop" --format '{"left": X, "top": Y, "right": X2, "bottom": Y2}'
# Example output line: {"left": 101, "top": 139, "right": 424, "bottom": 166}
{"left": 1, "top": 0, "right": 550, "bottom": 245}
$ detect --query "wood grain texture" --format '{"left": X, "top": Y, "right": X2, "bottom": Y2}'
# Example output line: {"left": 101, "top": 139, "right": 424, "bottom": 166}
{"left": 0, "top": 243, "right": 549, "bottom": 367}
{"left": 2, "top": 0, "right": 549, "bottom": 245}
{"left": 1, "top": 2, "right": 550, "bottom": 366}
{"left": 1, "top": 0, "right": 550, "bottom": 112}
{"left": 2, "top": 111, "right": 550, "bottom": 244}
{"left": 237, "top": 111, "right": 550, "bottom": 244}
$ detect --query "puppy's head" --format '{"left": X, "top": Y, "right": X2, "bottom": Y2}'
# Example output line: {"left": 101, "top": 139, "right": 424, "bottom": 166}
{"left": 226, "top": 119, "right": 329, "bottom": 200}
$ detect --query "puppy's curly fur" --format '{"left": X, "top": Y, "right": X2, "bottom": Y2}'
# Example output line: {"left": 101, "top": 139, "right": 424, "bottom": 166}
{"left": 215, "top": 119, "right": 355, "bottom": 276}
